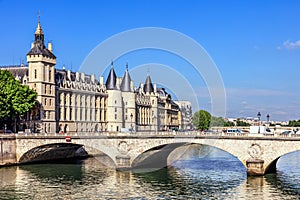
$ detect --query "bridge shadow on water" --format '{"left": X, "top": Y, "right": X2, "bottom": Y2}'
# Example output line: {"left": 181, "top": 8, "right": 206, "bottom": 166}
{"left": 18, "top": 157, "right": 111, "bottom": 186}
{"left": 132, "top": 144, "right": 247, "bottom": 198}
{"left": 264, "top": 151, "right": 300, "bottom": 196}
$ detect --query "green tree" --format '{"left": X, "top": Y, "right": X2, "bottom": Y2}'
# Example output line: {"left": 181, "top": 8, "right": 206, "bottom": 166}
{"left": 236, "top": 119, "right": 251, "bottom": 126}
{"left": 0, "top": 70, "right": 37, "bottom": 131}
{"left": 288, "top": 119, "right": 300, "bottom": 127}
{"left": 192, "top": 110, "right": 211, "bottom": 130}
{"left": 211, "top": 116, "right": 225, "bottom": 127}
{"left": 224, "top": 121, "right": 235, "bottom": 127}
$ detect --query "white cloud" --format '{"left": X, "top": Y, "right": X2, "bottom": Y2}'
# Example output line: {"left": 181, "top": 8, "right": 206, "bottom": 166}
{"left": 278, "top": 40, "right": 300, "bottom": 50}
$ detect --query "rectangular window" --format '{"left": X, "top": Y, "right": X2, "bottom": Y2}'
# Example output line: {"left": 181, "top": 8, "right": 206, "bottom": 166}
{"left": 49, "top": 69, "right": 51, "bottom": 81}
{"left": 115, "top": 108, "right": 117, "bottom": 112}
{"left": 115, "top": 114, "right": 117, "bottom": 120}
{"left": 44, "top": 98, "right": 47, "bottom": 106}
{"left": 64, "top": 108, "right": 67, "bottom": 120}
{"left": 34, "top": 69, "right": 37, "bottom": 79}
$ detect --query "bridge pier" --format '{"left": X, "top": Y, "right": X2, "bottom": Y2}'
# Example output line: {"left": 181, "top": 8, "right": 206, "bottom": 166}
{"left": 246, "top": 159, "right": 265, "bottom": 176}
{"left": 116, "top": 155, "right": 131, "bottom": 170}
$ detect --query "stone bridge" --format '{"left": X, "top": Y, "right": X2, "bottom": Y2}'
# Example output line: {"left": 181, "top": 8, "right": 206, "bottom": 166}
{"left": 1, "top": 132, "right": 300, "bottom": 176}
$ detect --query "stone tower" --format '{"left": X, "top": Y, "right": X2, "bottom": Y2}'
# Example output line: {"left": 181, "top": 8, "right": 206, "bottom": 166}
{"left": 120, "top": 64, "right": 136, "bottom": 130}
{"left": 105, "top": 63, "right": 123, "bottom": 132}
{"left": 144, "top": 74, "right": 158, "bottom": 131}
{"left": 26, "top": 19, "right": 56, "bottom": 133}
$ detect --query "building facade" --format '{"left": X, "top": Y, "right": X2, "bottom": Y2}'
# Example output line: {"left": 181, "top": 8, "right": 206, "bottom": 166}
{"left": 1, "top": 20, "right": 192, "bottom": 133}
{"left": 174, "top": 101, "right": 193, "bottom": 130}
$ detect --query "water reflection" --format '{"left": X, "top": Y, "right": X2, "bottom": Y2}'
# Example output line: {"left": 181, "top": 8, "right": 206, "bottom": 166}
{"left": 0, "top": 150, "right": 299, "bottom": 199}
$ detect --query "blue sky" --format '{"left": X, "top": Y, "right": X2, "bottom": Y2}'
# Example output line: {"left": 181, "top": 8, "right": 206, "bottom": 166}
{"left": 1, "top": 0, "right": 300, "bottom": 121}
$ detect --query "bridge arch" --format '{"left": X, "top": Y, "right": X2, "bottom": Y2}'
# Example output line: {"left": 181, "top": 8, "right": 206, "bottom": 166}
{"left": 265, "top": 149, "right": 300, "bottom": 174}
{"left": 19, "top": 143, "right": 86, "bottom": 163}
{"left": 130, "top": 139, "right": 248, "bottom": 172}
{"left": 16, "top": 137, "right": 120, "bottom": 167}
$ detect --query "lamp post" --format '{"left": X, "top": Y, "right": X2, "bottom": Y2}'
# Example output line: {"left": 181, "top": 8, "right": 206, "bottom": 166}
{"left": 266, "top": 114, "right": 270, "bottom": 124}
{"left": 257, "top": 112, "right": 261, "bottom": 133}
{"left": 130, "top": 113, "right": 133, "bottom": 133}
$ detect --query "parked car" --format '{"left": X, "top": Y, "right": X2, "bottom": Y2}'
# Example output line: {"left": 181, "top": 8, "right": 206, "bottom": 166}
{"left": 226, "top": 129, "right": 245, "bottom": 134}
{"left": 203, "top": 130, "right": 217, "bottom": 134}
{"left": 0, "top": 129, "right": 13, "bottom": 134}
{"left": 281, "top": 131, "right": 291, "bottom": 135}
{"left": 295, "top": 131, "right": 300, "bottom": 135}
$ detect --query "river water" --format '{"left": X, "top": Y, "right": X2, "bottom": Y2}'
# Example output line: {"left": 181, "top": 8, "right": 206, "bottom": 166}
{"left": 0, "top": 146, "right": 299, "bottom": 200}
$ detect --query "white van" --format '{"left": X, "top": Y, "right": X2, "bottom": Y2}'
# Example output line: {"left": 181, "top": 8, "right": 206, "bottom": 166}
{"left": 226, "top": 129, "right": 244, "bottom": 134}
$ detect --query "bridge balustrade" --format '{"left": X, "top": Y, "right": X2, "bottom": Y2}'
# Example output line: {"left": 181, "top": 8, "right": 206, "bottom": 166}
{"left": 8, "top": 130, "right": 300, "bottom": 139}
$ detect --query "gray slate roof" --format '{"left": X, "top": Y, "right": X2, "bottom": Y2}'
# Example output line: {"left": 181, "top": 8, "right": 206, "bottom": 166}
{"left": 27, "top": 41, "right": 56, "bottom": 59}
{"left": 105, "top": 67, "right": 117, "bottom": 90}
{"left": 143, "top": 75, "right": 154, "bottom": 93}
{"left": 120, "top": 69, "right": 132, "bottom": 92}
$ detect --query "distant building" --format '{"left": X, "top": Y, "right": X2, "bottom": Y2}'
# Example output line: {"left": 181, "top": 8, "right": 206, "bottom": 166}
{"left": 174, "top": 101, "right": 193, "bottom": 130}
{"left": 0, "top": 19, "right": 192, "bottom": 133}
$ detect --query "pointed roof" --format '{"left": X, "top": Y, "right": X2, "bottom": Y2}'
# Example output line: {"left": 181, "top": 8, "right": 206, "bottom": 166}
{"left": 35, "top": 20, "right": 43, "bottom": 35}
{"left": 27, "top": 19, "right": 56, "bottom": 59}
{"left": 105, "top": 63, "right": 117, "bottom": 90}
{"left": 143, "top": 74, "right": 154, "bottom": 94}
{"left": 120, "top": 63, "right": 132, "bottom": 92}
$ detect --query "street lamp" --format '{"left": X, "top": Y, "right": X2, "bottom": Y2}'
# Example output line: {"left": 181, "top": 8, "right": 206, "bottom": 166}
{"left": 130, "top": 113, "right": 133, "bottom": 133}
{"left": 257, "top": 112, "right": 261, "bottom": 133}
{"left": 266, "top": 114, "right": 270, "bottom": 123}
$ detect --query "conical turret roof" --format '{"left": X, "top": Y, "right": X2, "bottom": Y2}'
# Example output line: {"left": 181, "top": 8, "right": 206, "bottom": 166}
{"left": 143, "top": 74, "right": 154, "bottom": 94}
{"left": 120, "top": 64, "right": 132, "bottom": 92}
{"left": 105, "top": 63, "right": 117, "bottom": 90}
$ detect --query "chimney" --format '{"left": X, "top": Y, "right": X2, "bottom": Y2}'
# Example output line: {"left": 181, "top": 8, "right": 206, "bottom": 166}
{"left": 67, "top": 70, "right": 71, "bottom": 80}
{"left": 91, "top": 74, "right": 95, "bottom": 83}
{"left": 99, "top": 76, "right": 104, "bottom": 85}
{"left": 48, "top": 42, "right": 53, "bottom": 52}
{"left": 76, "top": 72, "right": 79, "bottom": 81}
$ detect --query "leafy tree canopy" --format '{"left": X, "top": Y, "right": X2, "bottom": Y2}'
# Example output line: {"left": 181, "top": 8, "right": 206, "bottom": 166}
{"left": 0, "top": 70, "right": 37, "bottom": 120}
{"left": 192, "top": 110, "right": 238, "bottom": 129}
{"left": 192, "top": 110, "right": 211, "bottom": 130}
{"left": 236, "top": 119, "right": 251, "bottom": 126}
{"left": 287, "top": 119, "right": 300, "bottom": 127}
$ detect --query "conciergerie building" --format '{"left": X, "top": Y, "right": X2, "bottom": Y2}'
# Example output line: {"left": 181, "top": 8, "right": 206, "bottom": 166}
{"left": 1, "top": 20, "right": 192, "bottom": 133}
